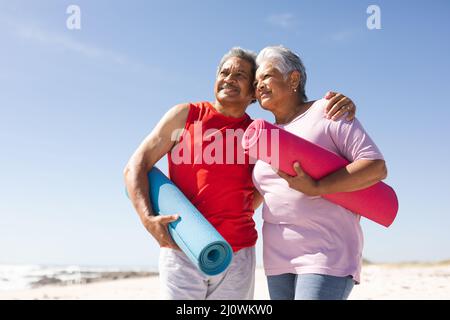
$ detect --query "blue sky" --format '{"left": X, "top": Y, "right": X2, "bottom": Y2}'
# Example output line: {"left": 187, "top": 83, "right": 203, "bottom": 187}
{"left": 1, "top": 0, "right": 449, "bottom": 268}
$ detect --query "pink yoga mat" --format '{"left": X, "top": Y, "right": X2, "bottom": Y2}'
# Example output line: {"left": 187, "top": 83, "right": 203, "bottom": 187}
{"left": 242, "top": 119, "right": 398, "bottom": 227}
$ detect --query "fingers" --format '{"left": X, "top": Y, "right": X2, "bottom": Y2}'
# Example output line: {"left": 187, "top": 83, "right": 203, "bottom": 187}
{"left": 277, "top": 162, "right": 303, "bottom": 179}
{"left": 293, "top": 162, "right": 304, "bottom": 176}
{"left": 145, "top": 214, "right": 181, "bottom": 250}
{"left": 326, "top": 97, "right": 349, "bottom": 119}
{"left": 157, "top": 214, "right": 180, "bottom": 225}
{"left": 157, "top": 223, "right": 179, "bottom": 250}
{"left": 327, "top": 97, "right": 348, "bottom": 118}
{"left": 329, "top": 106, "right": 348, "bottom": 121}
{"left": 325, "top": 93, "right": 344, "bottom": 113}
{"left": 324, "top": 91, "right": 336, "bottom": 100}
{"left": 346, "top": 103, "right": 356, "bottom": 121}
{"left": 276, "top": 169, "right": 291, "bottom": 181}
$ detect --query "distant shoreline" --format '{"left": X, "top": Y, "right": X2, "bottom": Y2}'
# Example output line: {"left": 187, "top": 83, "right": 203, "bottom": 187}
{"left": 1, "top": 260, "right": 449, "bottom": 292}
{"left": 1, "top": 265, "right": 450, "bottom": 300}
{"left": 30, "top": 271, "right": 159, "bottom": 289}
{"left": 0, "top": 265, "right": 158, "bottom": 292}
{"left": 362, "top": 259, "right": 450, "bottom": 267}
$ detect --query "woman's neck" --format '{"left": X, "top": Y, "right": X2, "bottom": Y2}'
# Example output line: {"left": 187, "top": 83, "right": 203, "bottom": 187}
{"left": 274, "top": 97, "right": 313, "bottom": 125}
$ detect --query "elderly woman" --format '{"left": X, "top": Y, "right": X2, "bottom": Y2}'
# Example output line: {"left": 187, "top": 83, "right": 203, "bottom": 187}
{"left": 252, "top": 46, "right": 387, "bottom": 300}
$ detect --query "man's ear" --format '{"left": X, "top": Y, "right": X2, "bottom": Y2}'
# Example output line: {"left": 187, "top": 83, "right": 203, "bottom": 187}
{"left": 289, "top": 71, "right": 301, "bottom": 90}
{"left": 248, "top": 81, "right": 257, "bottom": 104}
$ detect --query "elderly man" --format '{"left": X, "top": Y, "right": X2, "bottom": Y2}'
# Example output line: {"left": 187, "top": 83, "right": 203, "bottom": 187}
{"left": 123, "top": 47, "right": 355, "bottom": 300}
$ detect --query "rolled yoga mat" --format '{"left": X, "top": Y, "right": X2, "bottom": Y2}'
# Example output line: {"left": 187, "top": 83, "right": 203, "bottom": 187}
{"left": 128, "top": 167, "right": 233, "bottom": 276}
{"left": 242, "top": 119, "right": 398, "bottom": 227}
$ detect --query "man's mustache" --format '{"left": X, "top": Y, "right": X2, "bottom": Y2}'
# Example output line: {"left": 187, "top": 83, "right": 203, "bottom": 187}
{"left": 220, "top": 84, "right": 239, "bottom": 90}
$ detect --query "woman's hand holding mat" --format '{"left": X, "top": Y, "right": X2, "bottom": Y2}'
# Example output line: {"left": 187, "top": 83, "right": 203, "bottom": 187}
{"left": 242, "top": 119, "right": 398, "bottom": 227}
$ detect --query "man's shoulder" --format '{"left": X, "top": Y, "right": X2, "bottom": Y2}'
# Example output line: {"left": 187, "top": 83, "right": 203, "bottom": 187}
{"left": 189, "top": 101, "right": 214, "bottom": 108}
{"left": 162, "top": 103, "right": 191, "bottom": 126}
{"left": 172, "top": 102, "right": 192, "bottom": 112}
{"left": 168, "top": 101, "right": 213, "bottom": 125}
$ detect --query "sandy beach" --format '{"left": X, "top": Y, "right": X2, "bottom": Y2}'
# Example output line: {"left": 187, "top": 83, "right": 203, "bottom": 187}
{"left": 1, "top": 263, "right": 449, "bottom": 300}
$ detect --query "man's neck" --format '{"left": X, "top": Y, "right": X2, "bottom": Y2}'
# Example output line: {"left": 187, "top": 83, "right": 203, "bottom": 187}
{"left": 213, "top": 101, "right": 248, "bottom": 118}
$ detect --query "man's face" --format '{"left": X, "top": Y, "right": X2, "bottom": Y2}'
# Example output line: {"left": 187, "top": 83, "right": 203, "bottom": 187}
{"left": 215, "top": 57, "right": 255, "bottom": 107}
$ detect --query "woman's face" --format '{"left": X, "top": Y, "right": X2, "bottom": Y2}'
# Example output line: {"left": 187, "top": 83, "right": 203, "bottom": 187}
{"left": 255, "top": 61, "right": 292, "bottom": 111}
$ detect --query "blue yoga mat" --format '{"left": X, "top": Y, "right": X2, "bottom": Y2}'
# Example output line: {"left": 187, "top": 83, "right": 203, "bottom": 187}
{"left": 128, "top": 167, "right": 233, "bottom": 276}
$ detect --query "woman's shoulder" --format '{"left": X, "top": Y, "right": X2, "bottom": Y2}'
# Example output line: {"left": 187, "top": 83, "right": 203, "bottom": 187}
{"left": 310, "top": 98, "right": 354, "bottom": 126}
{"left": 299, "top": 98, "right": 329, "bottom": 122}
{"left": 309, "top": 98, "right": 328, "bottom": 114}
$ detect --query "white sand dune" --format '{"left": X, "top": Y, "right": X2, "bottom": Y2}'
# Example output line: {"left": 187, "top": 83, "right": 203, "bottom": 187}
{"left": 1, "top": 265, "right": 449, "bottom": 300}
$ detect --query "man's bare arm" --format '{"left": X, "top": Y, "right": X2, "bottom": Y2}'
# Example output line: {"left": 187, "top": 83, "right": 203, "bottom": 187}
{"left": 123, "top": 103, "right": 190, "bottom": 249}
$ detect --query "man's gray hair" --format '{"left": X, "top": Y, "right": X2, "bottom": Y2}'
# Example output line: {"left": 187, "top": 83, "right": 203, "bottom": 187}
{"left": 256, "top": 45, "right": 308, "bottom": 101}
{"left": 217, "top": 47, "right": 257, "bottom": 80}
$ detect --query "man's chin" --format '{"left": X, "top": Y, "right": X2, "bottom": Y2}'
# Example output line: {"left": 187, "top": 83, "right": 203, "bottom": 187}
{"left": 217, "top": 94, "right": 243, "bottom": 104}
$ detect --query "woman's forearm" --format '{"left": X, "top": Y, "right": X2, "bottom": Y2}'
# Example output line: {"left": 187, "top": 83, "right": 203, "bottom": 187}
{"left": 317, "top": 159, "right": 387, "bottom": 194}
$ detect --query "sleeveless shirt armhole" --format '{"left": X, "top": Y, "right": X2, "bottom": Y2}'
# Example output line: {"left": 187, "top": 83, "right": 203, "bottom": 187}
{"left": 178, "top": 103, "right": 195, "bottom": 143}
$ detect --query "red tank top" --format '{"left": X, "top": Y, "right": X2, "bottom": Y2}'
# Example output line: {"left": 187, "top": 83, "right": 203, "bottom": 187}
{"left": 168, "top": 101, "right": 257, "bottom": 251}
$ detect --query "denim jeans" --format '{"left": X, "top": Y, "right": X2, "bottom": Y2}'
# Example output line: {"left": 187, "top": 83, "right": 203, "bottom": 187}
{"left": 267, "top": 273, "right": 355, "bottom": 300}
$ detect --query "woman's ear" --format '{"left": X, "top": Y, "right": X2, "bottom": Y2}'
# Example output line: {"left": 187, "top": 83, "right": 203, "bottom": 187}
{"left": 289, "top": 70, "right": 301, "bottom": 91}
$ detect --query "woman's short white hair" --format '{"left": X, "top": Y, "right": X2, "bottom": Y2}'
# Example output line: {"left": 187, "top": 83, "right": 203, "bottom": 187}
{"left": 256, "top": 45, "right": 308, "bottom": 101}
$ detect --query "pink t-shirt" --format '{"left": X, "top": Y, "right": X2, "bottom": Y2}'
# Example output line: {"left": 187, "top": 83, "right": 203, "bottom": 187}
{"left": 252, "top": 99, "right": 384, "bottom": 283}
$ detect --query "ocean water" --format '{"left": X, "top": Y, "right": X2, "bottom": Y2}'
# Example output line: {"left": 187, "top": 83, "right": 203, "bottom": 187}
{"left": 0, "top": 265, "right": 157, "bottom": 291}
